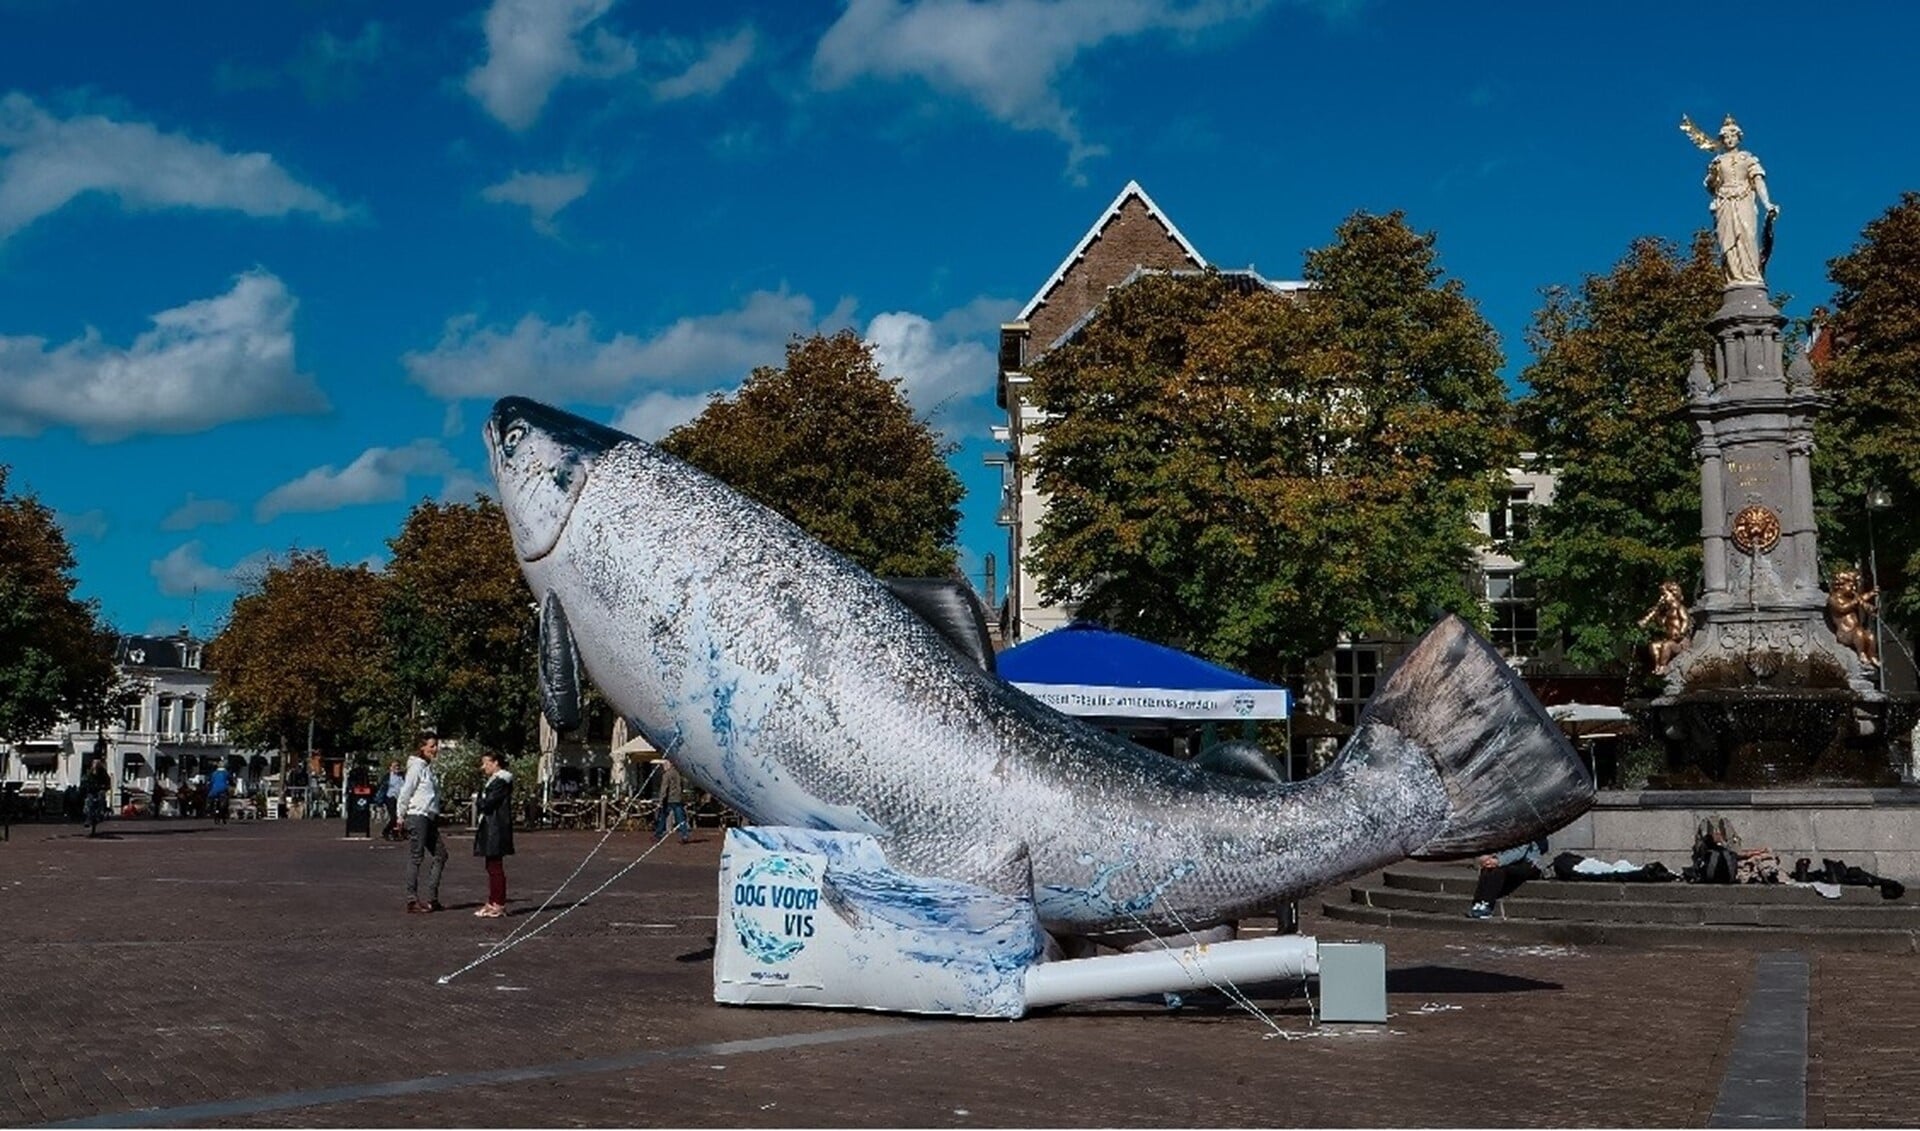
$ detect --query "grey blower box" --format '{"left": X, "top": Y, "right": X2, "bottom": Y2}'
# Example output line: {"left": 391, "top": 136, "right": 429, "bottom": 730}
{"left": 1317, "top": 941, "right": 1387, "bottom": 1023}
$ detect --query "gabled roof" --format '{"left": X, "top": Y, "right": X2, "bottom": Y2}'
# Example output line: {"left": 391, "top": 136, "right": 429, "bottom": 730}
{"left": 1016, "top": 180, "right": 1207, "bottom": 323}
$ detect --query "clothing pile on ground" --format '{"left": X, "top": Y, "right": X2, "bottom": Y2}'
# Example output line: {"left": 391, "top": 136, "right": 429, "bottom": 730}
{"left": 1467, "top": 814, "right": 1905, "bottom": 918}
{"left": 1549, "top": 852, "right": 1677, "bottom": 883}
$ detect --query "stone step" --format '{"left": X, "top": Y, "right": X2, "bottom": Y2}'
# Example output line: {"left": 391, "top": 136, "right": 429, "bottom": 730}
{"left": 1321, "top": 900, "right": 1920, "bottom": 954}
{"left": 1352, "top": 884, "right": 1920, "bottom": 929}
{"left": 1380, "top": 868, "right": 1898, "bottom": 904}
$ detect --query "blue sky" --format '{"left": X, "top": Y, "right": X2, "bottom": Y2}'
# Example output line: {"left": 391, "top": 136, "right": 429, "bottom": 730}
{"left": 4, "top": 0, "right": 1918, "bottom": 639}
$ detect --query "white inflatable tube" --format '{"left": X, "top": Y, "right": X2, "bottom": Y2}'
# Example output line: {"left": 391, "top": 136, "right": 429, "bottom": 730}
{"left": 1022, "top": 936, "right": 1319, "bottom": 1009}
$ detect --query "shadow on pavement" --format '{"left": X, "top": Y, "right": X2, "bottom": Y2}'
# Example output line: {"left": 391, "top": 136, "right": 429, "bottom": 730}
{"left": 1387, "top": 964, "right": 1561, "bottom": 994}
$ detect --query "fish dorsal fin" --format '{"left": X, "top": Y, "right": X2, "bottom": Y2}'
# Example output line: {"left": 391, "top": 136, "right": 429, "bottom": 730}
{"left": 539, "top": 591, "right": 582, "bottom": 732}
{"left": 1194, "top": 740, "right": 1286, "bottom": 784}
{"left": 882, "top": 577, "right": 996, "bottom": 673}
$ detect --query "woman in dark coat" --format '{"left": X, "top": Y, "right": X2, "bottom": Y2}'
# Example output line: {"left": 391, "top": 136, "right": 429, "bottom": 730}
{"left": 473, "top": 752, "right": 515, "bottom": 917}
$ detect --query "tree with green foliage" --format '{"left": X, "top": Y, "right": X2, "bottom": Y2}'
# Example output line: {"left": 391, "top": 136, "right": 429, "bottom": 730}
{"left": 1813, "top": 192, "right": 1920, "bottom": 627}
{"left": 207, "top": 551, "right": 387, "bottom": 756}
{"left": 1027, "top": 212, "right": 1514, "bottom": 681}
{"left": 0, "top": 466, "right": 122, "bottom": 743}
{"left": 661, "top": 330, "right": 964, "bottom": 577}
{"left": 377, "top": 497, "right": 539, "bottom": 757}
{"left": 1513, "top": 234, "right": 1723, "bottom": 670}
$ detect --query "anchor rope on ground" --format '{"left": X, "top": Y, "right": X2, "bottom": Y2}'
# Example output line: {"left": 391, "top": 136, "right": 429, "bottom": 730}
{"left": 1123, "top": 892, "right": 1291, "bottom": 1040}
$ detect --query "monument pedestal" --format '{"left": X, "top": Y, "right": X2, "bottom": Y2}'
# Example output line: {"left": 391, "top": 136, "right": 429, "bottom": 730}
{"left": 1632, "top": 286, "right": 1916, "bottom": 786}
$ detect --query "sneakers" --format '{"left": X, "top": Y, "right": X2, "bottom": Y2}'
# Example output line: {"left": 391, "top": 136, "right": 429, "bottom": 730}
{"left": 406, "top": 900, "right": 430, "bottom": 914}
{"left": 428, "top": 900, "right": 446, "bottom": 912}
{"left": 1466, "top": 902, "right": 1493, "bottom": 920}
{"left": 475, "top": 903, "right": 505, "bottom": 918}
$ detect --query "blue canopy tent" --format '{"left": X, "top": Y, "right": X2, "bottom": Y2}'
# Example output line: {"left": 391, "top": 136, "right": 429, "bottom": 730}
{"left": 997, "top": 621, "right": 1290, "bottom": 723}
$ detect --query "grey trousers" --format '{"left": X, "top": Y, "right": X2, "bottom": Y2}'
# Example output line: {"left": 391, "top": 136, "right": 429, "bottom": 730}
{"left": 405, "top": 815, "right": 448, "bottom": 902}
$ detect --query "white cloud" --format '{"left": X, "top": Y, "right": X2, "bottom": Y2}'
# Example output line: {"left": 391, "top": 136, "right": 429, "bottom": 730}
{"left": 56, "top": 508, "right": 108, "bottom": 541}
{"left": 481, "top": 167, "right": 594, "bottom": 235}
{"left": 650, "top": 27, "right": 758, "bottom": 101}
{"left": 864, "top": 298, "right": 1015, "bottom": 437}
{"left": 255, "top": 439, "right": 466, "bottom": 521}
{"left": 0, "top": 270, "right": 329, "bottom": 442}
{"left": 0, "top": 92, "right": 347, "bottom": 238}
{"left": 465, "top": 0, "right": 637, "bottom": 131}
{"left": 404, "top": 288, "right": 846, "bottom": 401}
{"left": 150, "top": 540, "right": 273, "bottom": 597}
{"left": 811, "top": 0, "right": 1269, "bottom": 171}
{"left": 612, "top": 388, "right": 724, "bottom": 441}
{"left": 160, "top": 495, "right": 238, "bottom": 532}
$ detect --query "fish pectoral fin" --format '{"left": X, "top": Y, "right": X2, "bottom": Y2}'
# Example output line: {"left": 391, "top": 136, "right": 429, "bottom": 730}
{"left": 1194, "top": 740, "right": 1286, "bottom": 783}
{"left": 538, "top": 590, "right": 582, "bottom": 732}
{"left": 881, "top": 576, "right": 997, "bottom": 673}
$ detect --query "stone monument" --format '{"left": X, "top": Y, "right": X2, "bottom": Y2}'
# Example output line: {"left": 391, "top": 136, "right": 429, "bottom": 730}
{"left": 1632, "top": 116, "right": 1915, "bottom": 786}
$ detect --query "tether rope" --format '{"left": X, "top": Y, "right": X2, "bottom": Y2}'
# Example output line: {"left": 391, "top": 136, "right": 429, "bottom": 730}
{"left": 1120, "top": 892, "right": 1300, "bottom": 1039}
{"left": 438, "top": 763, "right": 664, "bottom": 985}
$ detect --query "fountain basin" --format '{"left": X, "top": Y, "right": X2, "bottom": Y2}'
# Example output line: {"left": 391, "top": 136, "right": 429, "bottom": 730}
{"left": 1629, "top": 689, "right": 1919, "bottom": 788}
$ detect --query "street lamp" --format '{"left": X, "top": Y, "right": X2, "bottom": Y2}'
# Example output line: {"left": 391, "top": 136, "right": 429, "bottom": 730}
{"left": 1867, "top": 487, "right": 1893, "bottom": 689}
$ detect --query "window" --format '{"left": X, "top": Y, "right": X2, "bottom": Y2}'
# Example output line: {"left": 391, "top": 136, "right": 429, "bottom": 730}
{"left": 155, "top": 696, "right": 174, "bottom": 738}
{"left": 1333, "top": 645, "right": 1382, "bottom": 728}
{"left": 1489, "top": 486, "right": 1533, "bottom": 544}
{"left": 1486, "top": 569, "right": 1539, "bottom": 657}
{"left": 122, "top": 702, "right": 143, "bottom": 733}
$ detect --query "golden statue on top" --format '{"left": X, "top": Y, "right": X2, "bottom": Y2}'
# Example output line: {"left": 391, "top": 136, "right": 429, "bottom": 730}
{"left": 1638, "top": 580, "right": 1693, "bottom": 677}
{"left": 1680, "top": 113, "right": 1779, "bottom": 287}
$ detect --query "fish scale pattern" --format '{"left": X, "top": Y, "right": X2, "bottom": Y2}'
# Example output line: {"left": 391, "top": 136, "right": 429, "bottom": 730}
{"left": 489, "top": 397, "right": 1591, "bottom": 936}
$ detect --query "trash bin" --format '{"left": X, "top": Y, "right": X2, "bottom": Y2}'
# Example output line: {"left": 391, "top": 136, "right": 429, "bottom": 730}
{"left": 345, "top": 784, "right": 374, "bottom": 837}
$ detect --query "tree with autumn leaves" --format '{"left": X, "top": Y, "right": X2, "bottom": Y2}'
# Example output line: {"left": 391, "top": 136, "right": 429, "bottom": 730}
{"left": 1027, "top": 212, "right": 1515, "bottom": 680}
{"left": 209, "top": 498, "right": 539, "bottom": 759}
{"left": 662, "top": 330, "right": 964, "bottom": 578}
{"left": 0, "top": 467, "right": 124, "bottom": 745}
{"left": 206, "top": 550, "right": 383, "bottom": 755}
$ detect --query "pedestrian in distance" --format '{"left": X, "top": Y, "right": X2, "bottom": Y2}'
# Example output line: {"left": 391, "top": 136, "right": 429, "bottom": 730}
{"left": 653, "top": 760, "right": 691, "bottom": 844}
{"left": 380, "top": 759, "right": 406, "bottom": 840}
{"left": 393, "top": 731, "right": 448, "bottom": 913}
{"left": 82, "top": 757, "right": 111, "bottom": 836}
{"left": 473, "top": 751, "right": 515, "bottom": 918}
{"left": 207, "top": 763, "right": 232, "bottom": 825}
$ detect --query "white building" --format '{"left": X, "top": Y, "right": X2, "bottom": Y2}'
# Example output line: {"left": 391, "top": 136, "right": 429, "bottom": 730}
{"left": 1, "top": 632, "right": 272, "bottom": 814}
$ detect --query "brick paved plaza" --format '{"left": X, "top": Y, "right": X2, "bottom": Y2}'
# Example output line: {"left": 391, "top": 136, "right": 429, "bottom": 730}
{"left": 1, "top": 816, "right": 1913, "bottom": 1128}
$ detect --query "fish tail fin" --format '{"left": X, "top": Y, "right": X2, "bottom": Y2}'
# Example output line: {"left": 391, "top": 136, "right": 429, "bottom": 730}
{"left": 1356, "top": 615, "right": 1593, "bottom": 859}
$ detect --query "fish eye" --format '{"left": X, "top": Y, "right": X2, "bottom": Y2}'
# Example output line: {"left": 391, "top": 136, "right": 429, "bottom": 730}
{"left": 501, "top": 422, "right": 527, "bottom": 457}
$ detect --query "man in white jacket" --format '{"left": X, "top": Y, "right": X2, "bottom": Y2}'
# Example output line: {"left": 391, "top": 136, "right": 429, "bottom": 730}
{"left": 394, "top": 731, "right": 448, "bottom": 913}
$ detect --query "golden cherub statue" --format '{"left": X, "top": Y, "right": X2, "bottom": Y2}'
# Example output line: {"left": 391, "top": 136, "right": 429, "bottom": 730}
{"left": 1638, "top": 579, "right": 1692, "bottom": 676}
{"left": 1680, "top": 114, "right": 1779, "bottom": 287}
{"left": 1826, "top": 569, "right": 1880, "bottom": 668}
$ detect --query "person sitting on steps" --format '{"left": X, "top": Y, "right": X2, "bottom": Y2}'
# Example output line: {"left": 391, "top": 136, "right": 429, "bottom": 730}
{"left": 1467, "top": 835, "right": 1549, "bottom": 919}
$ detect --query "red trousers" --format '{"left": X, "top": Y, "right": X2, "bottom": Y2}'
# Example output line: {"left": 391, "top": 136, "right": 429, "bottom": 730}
{"left": 485, "top": 856, "right": 506, "bottom": 905}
